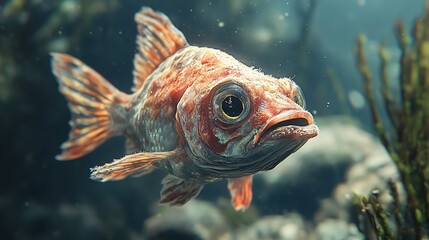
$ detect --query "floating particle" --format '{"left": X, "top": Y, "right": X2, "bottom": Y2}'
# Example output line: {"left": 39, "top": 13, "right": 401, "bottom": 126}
{"left": 348, "top": 90, "right": 365, "bottom": 109}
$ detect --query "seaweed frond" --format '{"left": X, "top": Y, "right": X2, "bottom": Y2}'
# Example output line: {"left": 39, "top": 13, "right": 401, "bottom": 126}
{"left": 355, "top": 1, "right": 429, "bottom": 239}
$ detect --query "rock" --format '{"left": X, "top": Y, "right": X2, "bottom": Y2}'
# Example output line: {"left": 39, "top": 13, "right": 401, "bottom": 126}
{"left": 328, "top": 145, "right": 403, "bottom": 220}
{"left": 311, "top": 218, "right": 364, "bottom": 240}
{"left": 255, "top": 116, "right": 383, "bottom": 217}
{"left": 230, "top": 213, "right": 308, "bottom": 240}
{"left": 310, "top": 119, "right": 403, "bottom": 223}
{"left": 253, "top": 115, "right": 402, "bottom": 228}
{"left": 143, "top": 200, "right": 229, "bottom": 240}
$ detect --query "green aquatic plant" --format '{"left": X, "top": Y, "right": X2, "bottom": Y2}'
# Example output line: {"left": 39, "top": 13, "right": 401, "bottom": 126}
{"left": 356, "top": 1, "right": 429, "bottom": 239}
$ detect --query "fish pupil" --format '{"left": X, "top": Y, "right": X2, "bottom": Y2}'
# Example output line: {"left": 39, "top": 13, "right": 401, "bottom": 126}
{"left": 222, "top": 95, "right": 243, "bottom": 118}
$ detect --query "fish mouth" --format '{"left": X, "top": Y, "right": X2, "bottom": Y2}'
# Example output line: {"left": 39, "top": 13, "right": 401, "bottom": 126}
{"left": 254, "top": 110, "right": 319, "bottom": 145}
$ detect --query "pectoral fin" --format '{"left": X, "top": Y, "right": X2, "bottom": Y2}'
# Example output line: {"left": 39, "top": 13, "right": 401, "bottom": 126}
{"left": 90, "top": 151, "right": 176, "bottom": 182}
{"left": 228, "top": 175, "right": 253, "bottom": 211}
{"left": 159, "top": 175, "right": 204, "bottom": 206}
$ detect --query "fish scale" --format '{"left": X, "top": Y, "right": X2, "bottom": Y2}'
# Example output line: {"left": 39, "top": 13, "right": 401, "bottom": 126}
{"left": 141, "top": 116, "right": 175, "bottom": 152}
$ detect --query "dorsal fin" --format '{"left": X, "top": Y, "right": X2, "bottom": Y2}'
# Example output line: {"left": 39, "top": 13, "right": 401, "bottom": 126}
{"left": 132, "top": 7, "right": 188, "bottom": 92}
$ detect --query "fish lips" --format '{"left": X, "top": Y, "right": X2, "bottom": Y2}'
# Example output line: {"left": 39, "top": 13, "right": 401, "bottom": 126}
{"left": 254, "top": 110, "right": 319, "bottom": 146}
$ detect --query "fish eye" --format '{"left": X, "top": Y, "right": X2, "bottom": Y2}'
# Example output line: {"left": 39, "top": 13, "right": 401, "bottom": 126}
{"left": 293, "top": 85, "right": 306, "bottom": 108}
{"left": 213, "top": 83, "right": 250, "bottom": 124}
{"left": 222, "top": 95, "right": 243, "bottom": 118}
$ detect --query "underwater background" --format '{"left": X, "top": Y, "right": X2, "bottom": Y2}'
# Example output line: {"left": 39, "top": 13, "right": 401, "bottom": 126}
{"left": 1, "top": 0, "right": 428, "bottom": 239}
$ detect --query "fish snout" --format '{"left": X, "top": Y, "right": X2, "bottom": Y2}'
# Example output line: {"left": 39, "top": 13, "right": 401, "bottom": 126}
{"left": 253, "top": 110, "right": 318, "bottom": 145}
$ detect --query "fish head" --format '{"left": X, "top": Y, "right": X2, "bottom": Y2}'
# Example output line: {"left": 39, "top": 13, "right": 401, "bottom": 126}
{"left": 177, "top": 68, "right": 318, "bottom": 177}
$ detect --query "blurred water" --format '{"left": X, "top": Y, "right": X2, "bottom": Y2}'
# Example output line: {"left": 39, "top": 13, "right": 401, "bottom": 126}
{"left": 0, "top": 0, "right": 424, "bottom": 239}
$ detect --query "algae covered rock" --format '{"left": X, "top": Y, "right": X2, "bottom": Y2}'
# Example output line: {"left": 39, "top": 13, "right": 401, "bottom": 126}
{"left": 143, "top": 200, "right": 229, "bottom": 240}
{"left": 230, "top": 213, "right": 308, "bottom": 240}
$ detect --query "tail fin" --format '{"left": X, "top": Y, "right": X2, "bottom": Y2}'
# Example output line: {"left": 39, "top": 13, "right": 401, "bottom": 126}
{"left": 51, "top": 53, "right": 129, "bottom": 160}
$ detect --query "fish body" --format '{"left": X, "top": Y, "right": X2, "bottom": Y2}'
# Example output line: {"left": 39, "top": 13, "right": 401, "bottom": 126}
{"left": 52, "top": 8, "right": 318, "bottom": 210}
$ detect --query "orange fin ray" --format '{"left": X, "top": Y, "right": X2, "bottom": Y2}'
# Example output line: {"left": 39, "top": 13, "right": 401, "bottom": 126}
{"left": 159, "top": 175, "right": 204, "bottom": 206}
{"left": 61, "top": 126, "right": 108, "bottom": 148}
{"left": 132, "top": 7, "right": 188, "bottom": 92}
{"left": 59, "top": 85, "right": 108, "bottom": 110}
{"left": 227, "top": 175, "right": 253, "bottom": 211}
{"left": 57, "top": 72, "right": 112, "bottom": 104}
{"left": 51, "top": 53, "right": 128, "bottom": 160}
{"left": 59, "top": 129, "right": 111, "bottom": 160}
{"left": 89, "top": 151, "right": 174, "bottom": 182}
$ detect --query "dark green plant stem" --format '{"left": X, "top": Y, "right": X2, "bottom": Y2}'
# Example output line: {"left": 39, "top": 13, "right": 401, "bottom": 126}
{"left": 356, "top": 1, "right": 429, "bottom": 238}
{"left": 369, "top": 191, "right": 394, "bottom": 239}
{"left": 361, "top": 197, "right": 382, "bottom": 238}
{"left": 388, "top": 180, "right": 405, "bottom": 239}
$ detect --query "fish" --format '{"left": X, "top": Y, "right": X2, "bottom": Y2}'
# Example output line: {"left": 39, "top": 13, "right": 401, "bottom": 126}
{"left": 51, "top": 7, "right": 318, "bottom": 211}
